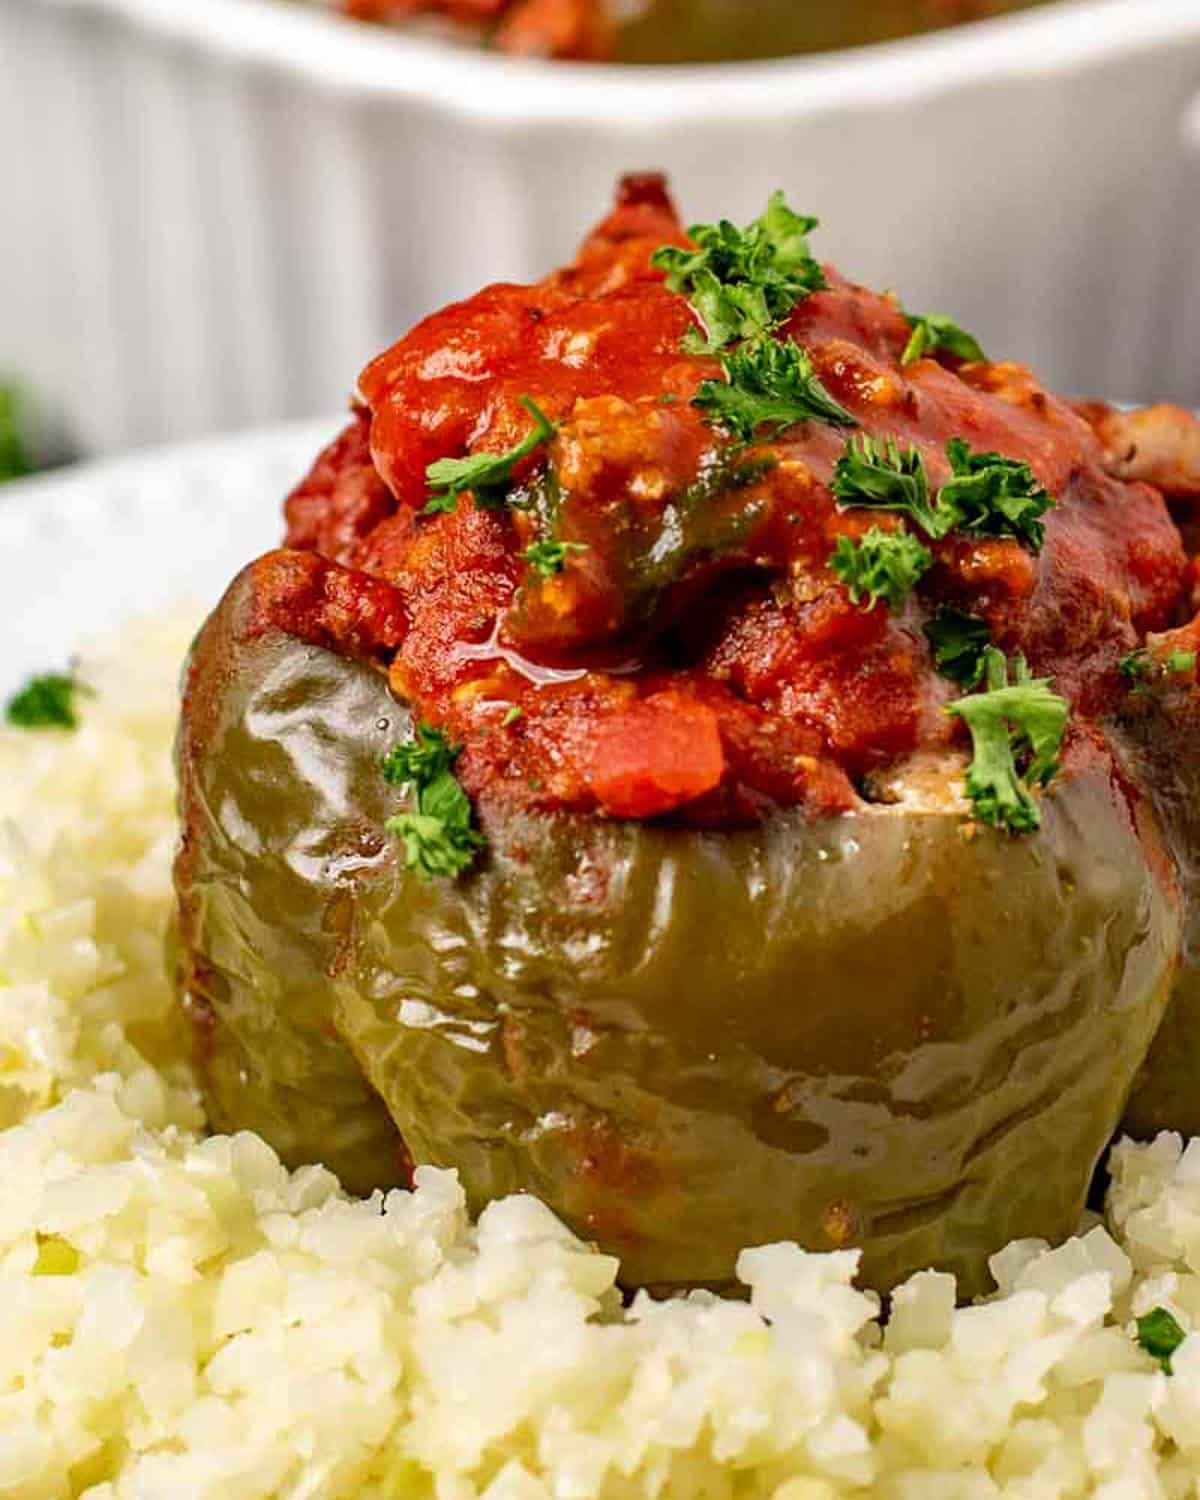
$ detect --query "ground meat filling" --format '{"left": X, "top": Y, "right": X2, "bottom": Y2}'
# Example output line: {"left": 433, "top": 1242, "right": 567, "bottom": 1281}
{"left": 277, "top": 175, "right": 1190, "bottom": 824}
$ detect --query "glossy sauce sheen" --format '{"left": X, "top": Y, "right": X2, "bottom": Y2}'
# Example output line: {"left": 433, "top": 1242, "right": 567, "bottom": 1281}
{"left": 277, "top": 176, "right": 1186, "bottom": 824}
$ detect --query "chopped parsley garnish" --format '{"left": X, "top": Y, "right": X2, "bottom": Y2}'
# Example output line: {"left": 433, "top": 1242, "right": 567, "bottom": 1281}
{"left": 422, "top": 397, "right": 556, "bottom": 516}
{"left": 924, "top": 608, "right": 992, "bottom": 688}
{"left": 1120, "top": 647, "right": 1197, "bottom": 685}
{"left": 501, "top": 705, "right": 523, "bottom": 727}
{"left": 938, "top": 438, "right": 1053, "bottom": 550}
{"left": 518, "top": 539, "right": 589, "bottom": 577}
{"left": 654, "top": 194, "right": 848, "bottom": 446}
{"left": 382, "top": 722, "right": 457, "bottom": 788}
{"left": 828, "top": 526, "right": 931, "bottom": 613}
{"left": 832, "top": 435, "right": 1054, "bottom": 551}
{"left": 831, "top": 435, "right": 945, "bottom": 537}
{"left": 651, "top": 192, "right": 826, "bottom": 352}
{"left": 901, "top": 312, "right": 986, "bottom": 368}
{"left": 1137, "top": 1307, "right": 1187, "bottom": 1374}
{"left": 946, "top": 648, "right": 1068, "bottom": 834}
{"left": 693, "top": 337, "right": 856, "bottom": 441}
{"left": 382, "top": 723, "right": 483, "bottom": 881}
{"left": 5, "top": 671, "right": 90, "bottom": 730}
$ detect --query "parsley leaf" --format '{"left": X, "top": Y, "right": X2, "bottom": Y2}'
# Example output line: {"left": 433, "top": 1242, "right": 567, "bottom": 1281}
{"left": 938, "top": 437, "right": 1053, "bottom": 549}
{"left": 901, "top": 312, "right": 986, "bottom": 367}
{"left": 386, "top": 810, "right": 479, "bottom": 881}
{"left": 924, "top": 608, "right": 992, "bottom": 688}
{"left": 946, "top": 647, "right": 1068, "bottom": 834}
{"left": 5, "top": 671, "right": 90, "bottom": 730}
{"left": 828, "top": 525, "right": 931, "bottom": 612}
{"left": 675, "top": 271, "right": 771, "bottom": 356}
{"left": 501, "top": 705, "right": 523, "bottom": 727}
{"left": 382, "top": 721, "right": 457, "bottom": 787}
{"left": 694, "top": 337, "right": 856, "bottom": 441}
{"left": 652, "top": 191, "right": 826, "bottom": 352}
{"left": 832, "top": 434, "right": 1054, "bottom": 551}
{"left": 518, "top": 539, "right": 589, "bottom": 577}
{"left": 382, "top": 722, "right": 483, "bottom": 881}
{"left": 831, "top": 434, "right": 948, "bottom": 537}
{"left": 1137, "top": 1307, "right": 1187, "bottom": 1374}
{"left": 422, "top": 397, "right": 555, "bottom": 517}
{"left": 759, "top": 191, "right": 823, "bottom": 272}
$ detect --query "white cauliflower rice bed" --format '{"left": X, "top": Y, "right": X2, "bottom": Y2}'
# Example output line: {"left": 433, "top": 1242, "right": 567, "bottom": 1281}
{"left": 6, "top": 619, "right": 1200, "bottom": 1500}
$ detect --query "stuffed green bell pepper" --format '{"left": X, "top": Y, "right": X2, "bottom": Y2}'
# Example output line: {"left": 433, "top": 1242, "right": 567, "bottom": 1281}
{"left": 175, "top": 178, "right": 1198, "bottom": 1295}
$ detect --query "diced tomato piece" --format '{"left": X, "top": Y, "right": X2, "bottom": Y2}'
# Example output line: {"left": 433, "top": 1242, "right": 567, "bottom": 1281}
{"left": 584, "top": 693, "right": 725, "bottom": 818}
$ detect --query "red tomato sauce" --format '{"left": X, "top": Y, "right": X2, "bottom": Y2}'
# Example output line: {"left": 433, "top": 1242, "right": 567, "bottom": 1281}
{"left": 271, "top": 175, "right": 1187, "bottom": 824}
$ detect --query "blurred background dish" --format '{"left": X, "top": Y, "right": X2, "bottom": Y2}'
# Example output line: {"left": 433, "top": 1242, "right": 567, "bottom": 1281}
{"left": 331, "top": 0, "right": 1058, "bottom": 64}
{"left": 2, "top": 0, "right": 1199, "bottom": 459}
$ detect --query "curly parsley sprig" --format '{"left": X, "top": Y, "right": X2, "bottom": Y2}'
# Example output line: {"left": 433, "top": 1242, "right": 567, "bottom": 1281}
{"left": 939, "top": 438, "right": 1052, "bottom": 550}
{"left": 829, "top": 526, "right": 931, "bottom": 613}
{"left": 693, "top": 337, "right": 855, "bottom": 442}
{"left": 653, "top": 193, "right": 852, "bottom": 445}
{"left": 422, "top": 397, "right": 556, "bottom": 517}
{"left": 901, "top": 312, "right": 986, "bottom": 368}
{"left": 652, "top": 192, "right": 826, "bottom": 354}
{"left": 946, "top": 648, "right": 1068, "bottom": 834}
{"left": 924, "top": 608, "right": 992, "bottom": 688}
{"left": 382, "top": 723, "right": 483, "bottom": 880}
{"left": 831, "top": 435, "right": 943, "bottom": 535}
{"left": 832, "top": 435, "right": 1054, "bottom": 549}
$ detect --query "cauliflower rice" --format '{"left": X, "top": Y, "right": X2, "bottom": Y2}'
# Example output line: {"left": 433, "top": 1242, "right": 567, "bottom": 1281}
{"left": 5, "top": 619, "right": 1200, "bottom": 1500}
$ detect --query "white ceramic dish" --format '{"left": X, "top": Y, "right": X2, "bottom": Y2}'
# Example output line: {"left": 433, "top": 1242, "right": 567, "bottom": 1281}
{"left": 0, "top": 420, "right": 327, "bottom": 695}
{"left": 4, "top": 0, "right": 1200, "bottom": 458}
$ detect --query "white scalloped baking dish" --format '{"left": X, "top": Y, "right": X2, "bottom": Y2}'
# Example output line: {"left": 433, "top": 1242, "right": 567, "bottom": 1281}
{"left": 3, "top": 0, "right": 1200, "bottom": 456}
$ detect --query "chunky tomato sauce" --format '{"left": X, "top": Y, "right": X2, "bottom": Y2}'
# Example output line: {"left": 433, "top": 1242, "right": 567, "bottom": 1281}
{"left": 265, "top": 174, "right": 1188, "bottom": 823}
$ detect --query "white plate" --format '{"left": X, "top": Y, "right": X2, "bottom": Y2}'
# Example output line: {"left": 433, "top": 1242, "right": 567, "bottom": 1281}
{"left": 0, "top": 420, "right": 334, "bottom": 696}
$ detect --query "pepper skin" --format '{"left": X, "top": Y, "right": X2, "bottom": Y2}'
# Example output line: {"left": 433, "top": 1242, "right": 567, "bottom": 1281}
{"left": 173, "top": 554, "right": 412, "bottom": 1196}
{"left": 175, "top": 559, "right": 1180, "bottom": 1295}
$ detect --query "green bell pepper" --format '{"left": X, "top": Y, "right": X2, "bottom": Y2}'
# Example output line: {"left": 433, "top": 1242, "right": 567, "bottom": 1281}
{"left": 174, "top": 561, "right": 1181, "bottom": 1294}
